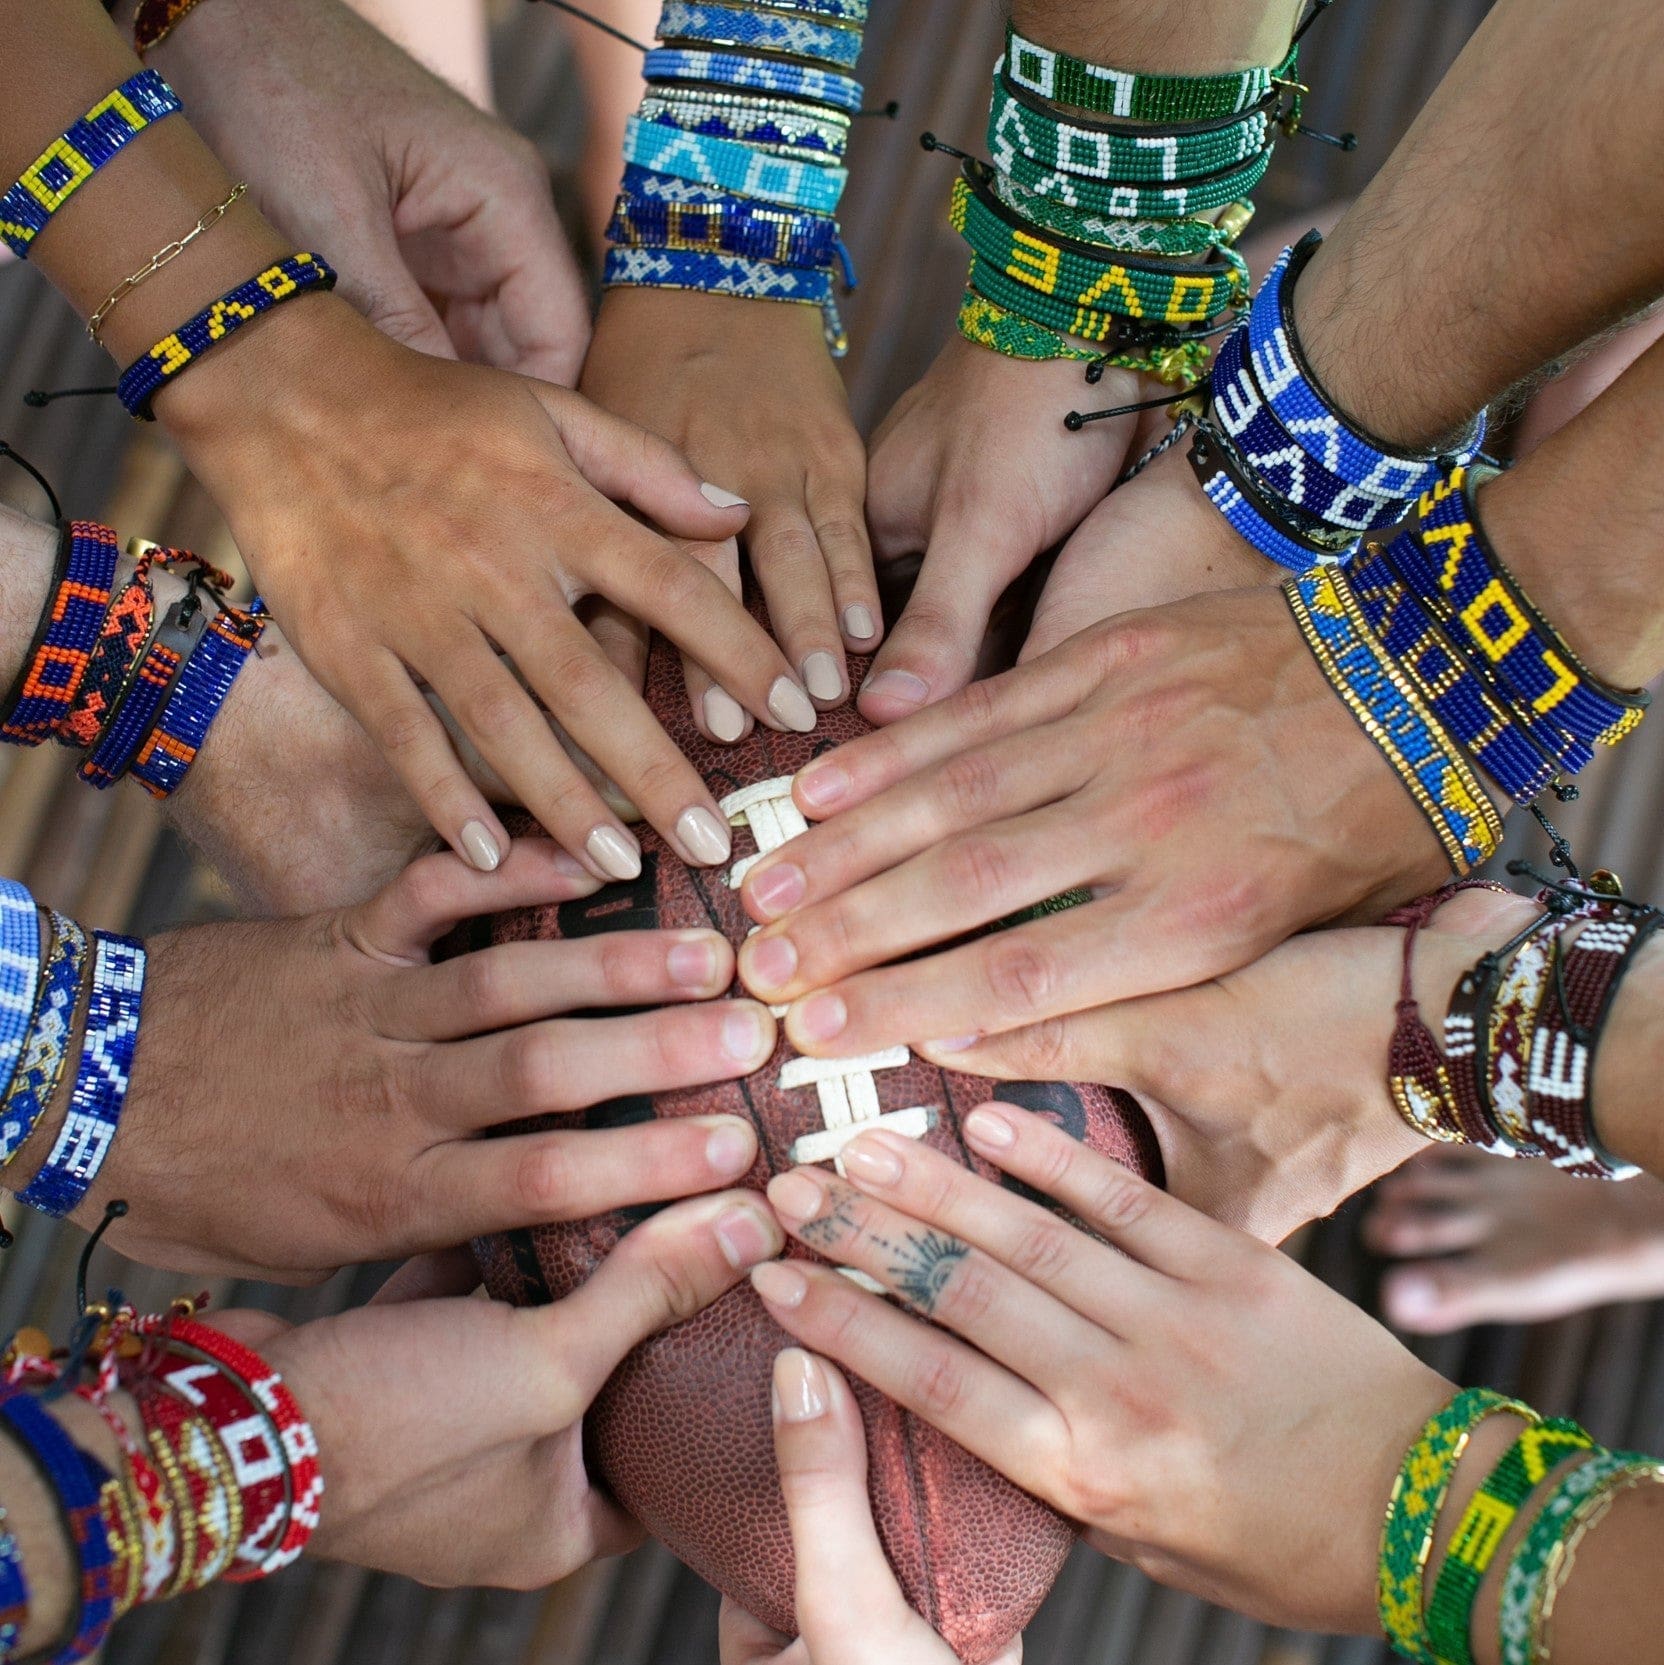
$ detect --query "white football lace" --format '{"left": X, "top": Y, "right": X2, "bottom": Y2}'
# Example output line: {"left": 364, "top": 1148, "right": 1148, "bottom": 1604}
{"left": 721, "top": 777, "right": 938, "bottom": 1291}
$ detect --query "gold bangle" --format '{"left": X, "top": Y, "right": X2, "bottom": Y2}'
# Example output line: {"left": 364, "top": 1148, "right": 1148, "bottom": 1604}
{"left": 87, "top": 181, "right": 248, "bottom": 347}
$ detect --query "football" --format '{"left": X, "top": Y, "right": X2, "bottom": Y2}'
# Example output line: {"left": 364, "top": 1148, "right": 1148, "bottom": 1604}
{"left": 469, "top": 604, "right": 1159, "bottom": 1662}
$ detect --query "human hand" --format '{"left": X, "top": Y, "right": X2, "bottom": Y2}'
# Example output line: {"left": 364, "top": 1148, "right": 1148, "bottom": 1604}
{"left": 934, "top": 884, "right": 1542, "bottom": 1242}
{"left": 734, "top": 586, "right": 1453, "bottom": 1057}
{"left": 159, "top": 297, "right": 815, "bottom": 881}
{"left": 219, "top": 1191, "right": 783, "bottom": 1586}
{"left": 860, "top": 339, "right": 1139, "bottom": 723}
{"left": 13, "top": 841, "right": 777, "bottom": 1279}
{"left": 148, "top": 0, "right": 590, "bottom": 382}
{"left": 580, "top": 288, "right": 878, "bottom": 726}
{"left": 716, "top": 1351, "right": 989, "bottom": 1665}
{"left": 750, "top": 1106, "right": 1452, "bottom": 1635}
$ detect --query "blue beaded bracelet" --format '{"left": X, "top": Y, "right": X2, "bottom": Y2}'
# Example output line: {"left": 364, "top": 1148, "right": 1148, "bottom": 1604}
{"left": 0, "top": 913, "right": 89, "bottom": 1172}
{"left": 0, "top": 1393, "right": 116, "bottom": 1664}
{"left": 624, "top": 117, "right": 846, "bottom": 212}
{"left": 606, "top": 244, "right": 834, "bottom": 303}
{"left": 642, "top": 48, "right": 863, "bottom": 111}
{"left": 0, "top": 71, "right": 181, "bottom": 258}
{"left": 657, "top": 0, "right": 863, "bottom": 69}
{"left": 610, "top": 176, "right": 842, "bottom": 268}
{"left": 116, "top": 252, "right": 337, "bottom": 420}
{"left": 17, "top": 932, "right": 146, "bottom": 1219}
{"left": 0, "top": 1508, "right": 27, "bottom": 1663}
{"left": 0, "top": 879, "right": 43, "bottom": 1107}
{"left": 755, "top": 0, "right": 867, "bottom": 20}
{"left": 639, "top": 96, "right": 848, "bottom": 160}
{"left": 1401, "top": 468, "right": 1650, "bottom": 751}
{"left": 1189, "top": 425, "right": 1350, "bottom": 574}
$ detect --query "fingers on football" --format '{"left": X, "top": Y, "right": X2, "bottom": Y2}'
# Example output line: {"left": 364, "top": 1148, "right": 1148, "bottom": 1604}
{"left": 748, "top": 499, "right": 850, "bottom": 709}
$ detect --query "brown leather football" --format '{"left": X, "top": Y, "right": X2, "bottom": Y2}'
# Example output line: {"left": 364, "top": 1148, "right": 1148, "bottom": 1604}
{"left": 470, "top": 606, "right": 1159, "bottom": 1663}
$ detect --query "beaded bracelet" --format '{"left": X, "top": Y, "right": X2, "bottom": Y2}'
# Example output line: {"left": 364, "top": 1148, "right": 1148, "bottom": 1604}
{"left": 0, "top": 1506, "right": 26, "bottom": 1661}
{"left": 610, "top": 178, "right": 841, "bottom": 268}
{"left": 989, "top": 71, "right": 1274, "bottom": 183}
{"left": 57, "top": 570, "right": 154, "bottom": 754}
{"left": 1284, "top": 568, "right": 1503, "bottom": 873}
{"left": 639, "top": 92, "right": 849, "bottom": 159}
{"left": 0, "top": 881, "right": 43, "bottom": 1110}
{"left": 657, "top": 0, "right": 863, "bottom": 69}
{"left": 751, "top": 0, "right": 867, "bottom": 20}
{"left": 990, "top": 169, "right": 1246, "bottom": 258}
{"left": 133, "top": 0, "right": 210, "bottom": 55}
{"left": 604, "top": 246, "right": 846, "bottom": 351}
{"left": 131, "top": 599, "right": 266, "bottom": 800}
{"left": 1379, "top": 1387, "right": 1539, "bottom": 1664}
{"left": 116, "top": 252, "right": 338, "bottom": 421}
{"left": 1000, "top": 137, "right": 1273, "bottom": 221}
{"left": 0, "top": 72, "right": 181, "bottom": 258}
{"left": 1485, "top": 927, "right": 1558, "bottom": 1151}
{"left": 0, "top": 523, "right": 120, "bottom": 746}
{"left": 956, "top": 287, "right": 1099, "bottom": 365}
{"left": 1191, "top": 424, "right": 1351, "bottom": 571}
{"left": 1004, "top": 22, "right": 1294, "bottom": 122}
{"left": 0, "top": 913, "right": 89, "bottom": 1171}
{"left": 0, "top": 1393, "right": 116, "bottom": 1663}
{"left": 1405, "top": 469, "right": 1649, "bottom": 752}
{"left": 623, "top": 118, "right": 846, "bottom": 212}
{"left": 17, "top": 932, "right": 147, "bottom": 1219}
{"left": 1446, "top": 937, "right": 1552, "bottom": 1157}
{"left": 641, "top": 49, "right": 864, "bottom": 113}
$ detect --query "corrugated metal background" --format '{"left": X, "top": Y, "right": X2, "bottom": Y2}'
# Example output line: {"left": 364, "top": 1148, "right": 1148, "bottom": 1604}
{"left": 6, "top": 2, "right": 1664, "bottom": 1659}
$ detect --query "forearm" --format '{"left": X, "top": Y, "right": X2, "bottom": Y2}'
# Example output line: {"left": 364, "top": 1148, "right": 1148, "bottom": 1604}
{"left": 1297, "top": 0, "right": 1664, "bottom": 449}
{"left": 1011, "top": 0, "right": 1302, "bottom": 73}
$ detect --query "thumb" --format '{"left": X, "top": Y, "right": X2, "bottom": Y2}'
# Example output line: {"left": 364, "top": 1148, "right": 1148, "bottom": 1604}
{"left": 718, "top": 1596, "right": 803, "bottom": 1665}
{"left": 533, "top": 386, "right": 753, "bottom": 541}
{"left": 915, "top": 1005, "right": 1146, "bottom": 1093}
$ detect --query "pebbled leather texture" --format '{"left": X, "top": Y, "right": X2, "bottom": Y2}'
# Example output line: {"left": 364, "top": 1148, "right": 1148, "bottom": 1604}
{"left": 469, "top": 601, "right": 1159, "bottom": 1663}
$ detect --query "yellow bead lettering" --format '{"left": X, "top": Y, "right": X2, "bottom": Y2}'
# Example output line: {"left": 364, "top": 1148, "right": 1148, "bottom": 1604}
{"left": 1164, "top": 274, "right": 1213, "bottom": 325}
{"left": 1529, "top": 648, "right": 1579, "bottom": 716}
{"left": 1460, "top": 579, "right": 1531, "bottom": 662}
{"left": 1006, "top": 230, "right": 1060, "bottom": 296}
{"left": 1074, "top": 264, "right": 1143, "bottom": 320}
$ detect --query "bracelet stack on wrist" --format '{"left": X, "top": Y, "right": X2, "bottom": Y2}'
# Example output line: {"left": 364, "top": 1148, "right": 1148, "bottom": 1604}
{"left": 604, "top": 0, "right": 869, "bottom": 353}
{"left": 1380, "top": 1385, "right": 1664, "bottom": 1665}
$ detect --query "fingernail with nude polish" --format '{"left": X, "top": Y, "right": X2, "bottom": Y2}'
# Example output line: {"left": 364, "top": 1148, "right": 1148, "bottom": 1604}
{"left": 843, "top": 604, "right": 876, "bottom": 643}
{"left": 751, "top": 1259, "right": 808, "bottom": 1310}
{"left": 841, "top": 1134, "right": 902, "bottom": 1186}
{"left": 703, "top": 686, "right": 747, "bottom": 743}
{"left": 767, "top": 1168, "right": 824, "bottom": 1223}
{"left": 586, "top": 825, "right": 642, "bottom": 881}
{"left": 677, "top": 805, "right": 732, "bottom": 866}
{"left": 460, "top": 821, "right": 501, "bottom": 873}
{"left": 772, "top": 1348, "right": 828, "bottom": 1422}
{"left": 802, "top": 652, "right": 844, "bottom": 703}
{"left": 700, "top": 482, "right": 749, "bottom": 509}
{"left": 963, "top": 1107, "right": 1015, "bottom": 1150}
{"left": 768, "top": 677, "right": 817, "bottom": 733}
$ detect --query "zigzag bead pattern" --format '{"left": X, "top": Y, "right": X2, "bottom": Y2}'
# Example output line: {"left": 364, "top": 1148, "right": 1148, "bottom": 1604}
{"left": 0, "top": 912, "right": 88, "bottom": 1170}
{"left": 0, "top": 880, "right": 42, "bottom": 1107}
{"left": 657, "top": 1, "right": 863, "bottom": 69}
{"left": 639, "top": 92, "right": 849, "bottom": 158}
{"left": 624, "top": 117, "right": 846, "bottom": 211}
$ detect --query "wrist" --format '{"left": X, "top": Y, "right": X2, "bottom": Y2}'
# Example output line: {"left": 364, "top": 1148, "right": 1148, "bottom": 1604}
{"left": 0, "top": 507, "right": 64, "bottom": 692}
{"left": 1589, "top": 932, "right": 1664, "bottom": 1177}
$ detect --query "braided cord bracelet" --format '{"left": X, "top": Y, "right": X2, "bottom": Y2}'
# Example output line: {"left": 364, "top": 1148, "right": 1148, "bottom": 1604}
{"left": 657, "top": 0, "right": 863, "bottom": 69}
{"left": 0, "top": 72, "right": 180, "bottom": 257}
{"left": 0, "top": 913, "right": 89, "bottom": 1171}
{"left": 0, "top": 880, "right": 43, "bottom": 1109}
{"left": 641, "top": 49, "right": 864, "bottom": 112}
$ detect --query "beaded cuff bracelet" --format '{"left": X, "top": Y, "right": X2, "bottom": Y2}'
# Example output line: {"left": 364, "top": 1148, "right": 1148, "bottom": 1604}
{"left": 1285, "top": 569, "right": 1503, "bottom": 873}
{"left": 641, "top": 50, "right": 864, "bottom": 112}
{"left": 610, "top": 179, "right": 841, "bottom": 268}
{"left": 657, "top": 1, "right": 863, "bottom": 69}
{"left": 1486, "top": 929, "right": 1555, "bottom": 1150}
{"left": 753, "top": 0, "right": 867, "bottom": 20}
{"left": 0, "top": 72, "right": 181, "bottom": 258}
{"left": 57, "top": 570, "right": 153, "bottom": 753}
{"left": 117, "top": 253, "right": 337, "bottom": 421}
{"left": 1445, "top": 955, "right": 1534, "bottom": 1157}
{"left": 0, "top": 880, "right": 42, "bottom": 1108}
{"left": 1406, "top": 469, "right": 1649, "bottom": 751}
{"left": 0, "top": 913, "right": 89, "bottom": 1170}
{"left": 640, "top": 92, "right": 850, "bottom": 158}
{"left": 0, "top": 1392, "right": 116, "bottom": 1663}
{"left": 0, "top": 1509, "right": 25, "bottom": 1660}
{"left": 623, "top": 118, "right": 846, "bottom": 211}
{"left": 17, "top": 932, "right": 147, "bottom": 1219}
{"left": 1000, "top": 137, "right": 1272, "bottom": 220}
{"left": 1004, "top": 23, "right": 1293, "bottom": 122}
{"left": 1191, "top": 425, "right": 1349, "bottom": 572}
{"left": 131, "top": 600, "right": 266, "bottom": 800}
{"left": 1427, "top": 1419, "right": 1595, "bottom": 1665}
{"left": 989, "top": 171, "right": 1235, "bottom": 256}
{"left": 605, "top": 246, "right": 846, "bottom": 352}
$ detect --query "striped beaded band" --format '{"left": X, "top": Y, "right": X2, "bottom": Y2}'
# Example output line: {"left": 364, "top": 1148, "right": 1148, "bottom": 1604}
{"left": 640, "top": 90, "right": 850, "bottom": 156}
{"left": 1349, "top": 538, "right": 1563, "bottom": 804}
{"left": 989, "top": 68, "right": 1274, "bottom": 183}
{"left": 117, "top": 252, "right": 338, "bottom": 421}
{"left": 657, "top": 1, "right": 863, "bottom": 69}
{"left": 1004, "top": 23, "right": 1293, "bottom": 122}
{"left": 0, "top": 1391, "right": 117, "bottom": 1664}
{"left": 1407, "top": 469, "right": 1649, "bottom": 751}
{"left": 624, "top": 118, "right": 846, "bottom": 212}
{"left": 0, "top": 1509, "right": 25, "bottom": 1659}
{"left": 131, "top": 600, "right": 267, "bottom": 800}
{"left": 641, "top": 50, "right": 863, "bottom": 112}
{"left": 952, "top": 172, "right": 1244, "bottom": 328}
{"left": 610, "top": 181, "right": 841, "bottom": 268}
{"left": 0, "top": 72, "right": 181, "bottom": 257}
{"left": 17, "top": 932, "right": 146, "bottom": 1219}
{"left": 1285, "top": 568, "right": 1503, "bottom": 873}
{"left": 990, "top": 169, "right": 1246, "bottom": 257}
{"left": 1191, "top": 425, "right": 1351, "bottom": 573}
{"left": 1000, "top": 135, "right": 1272, "bottom": 220}
{"left": 0, "top": 523, "right": 120, "bottom": 746}
{"left": 1427, "top": 1419, "right": 1594, "bottom": 1665}
{"left": 0, "top": 913, "right": 89, "bottom": 1171}
{"left": 0, "top": 880, "right": 42, "bottom": 1110}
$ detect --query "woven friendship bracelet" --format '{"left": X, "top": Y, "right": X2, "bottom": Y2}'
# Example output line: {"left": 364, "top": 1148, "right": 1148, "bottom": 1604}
{"left": 957, "top": 288, "right": 1097, "bottom": 363}
{"left": 657, "top": 1, "right": 863, "bottom": 69}
{"left": 990, "top": 69, "right": 1273, "bottom": 183}
{"left": 0, "top": 72, "right": 181, "bottom": 257}
{"left": 952, "top": 172, "right": 1243, "bottom": 327}
{"left": 641, "top": 50, "right": 864, "bottom": 111}
{"left": 1349, "top": 538, "right": 1563, "bottom": 804}
{"left": 1285, "top": 570, "right": 1503, "bottom": 873}
{"left": 17, "top": 932, "right": 146, "bottom": 1219}
{"left": 0, "top": 1391, "right": 116, "bottom": 1663}
{"left": 0, "top": 880, "right": 42, "bottom": 1110}
{"left": 0, "top": 523, "right": 120, "bottom": 746}
{"left": 624, "top": 118, "right": 846, "bottom": 211}
{"left": 117, "top": 253, "right": 337, "bottom": 421}
{"left": 0, "top": 913, "right": 89, "bottom": 1171}
{"left": 1191, "top": 424, "right": 1350, "bottom": 571}
{"left": 989, "top": 170, "right": 1243, "bottom": 257}
{"left": 1407, "top": 470, "right": 1649, "bottom": 751}
{"left": 1379, "top": 1387, "right": 1538, "bottom": 1664}
{"left": 131, "top": 600, "right": 266, "bottom": 800}
{"left": 0, "top": 1509, "right": 26, "bottom": 1659}
{"left": 640, "top": 91, "right": 850, "bottom": 157}
{"left": 1427, "top": 1419, "right": 1594, "bottom": 1665}
{"left": 1004, "top": 23, "right": 1294, "bottom": 121}
{"left": 610, "top": 183, "right": 841, "bottom": 268}
{"left": 1000, "top": 136, "right": 1272, "bottom": 220}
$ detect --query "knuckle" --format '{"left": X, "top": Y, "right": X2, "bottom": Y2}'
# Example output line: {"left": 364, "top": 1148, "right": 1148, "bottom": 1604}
{"left": 984, "top": 938, "right": 1060, "bottom": 1016}
{"left": 638, "top": 545, "right": 707, "bottom": 614}
{"left": 511, "top": 1141, "right": 569, "bottom": 1214}
{"left": 1174, "top": 867, "right": 1274, "bottom": 946}
{"left": 541, "top": 644, "right": 616, "bottom": 715}
{"left": 1128, "top": 765, "right": 1212, "bottom": 841}
{"left": 811, "top": 513, "right": 868, "bottom": 555}
{"left": 504, "top": 1029, "right": 561, "bottom": 1112}
{"left": 367, "top": 697, "right": 432, "bottom": 759}
{"left": 1013, "top": 1016, "right": 1075, "bottom": 1079}
{"left": 947, "top": 675, "right": 1002, "bottom": 743}
{"left": 1025, "top": 1127, "right": 1082, "bottom": 1201}
{"left": 937, "top": 1258, "right": 996, "bottom": 1328}
{"left": 459, "top": 678, "right": 531, "bottom": 743}
{"left": 936, "top": 751, "right": 1005, "bottom": 825}
{"left": 942, "top": 834, "right": 1014, "bottom": 907}
{"left": 1081, "top": 614, "right": 1177, "bottom": 680}
{"left": 894, "top": 596, "right": 960, "bottom": 654}
{"left": 457, "top": 949, "right": 508, "bottom": 1017}
{"left": 1006, "top": 1219, "right": 1075, "bottom": 1285}
{"left": 621, "top": 748, "right": 689, "bottom": 810}
{"left": 641, "top": 1242, "right": 710, "bottom": 1325}
{"left": 908, "top": 1348, "right": 969, "bottom": 1420}
{"left": 1083, "top": 1163, "right": 1153, "bottom": 1234}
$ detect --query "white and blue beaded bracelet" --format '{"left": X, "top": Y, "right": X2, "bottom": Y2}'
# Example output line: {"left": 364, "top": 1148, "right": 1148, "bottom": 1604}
{"left": 624, "top": 117, "right": 847, "bottom": 212}
{"left": 657, "top": 0, "right": 864, "bottom": 70}
{"left": 642, "top": 48, "right": 864, "bottom": 112}
{"left": 0, "top": 879, "right": 42, "bottom": 1106}
{"left": 0, "top": 913, "right": 89, "bottom": 1172}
